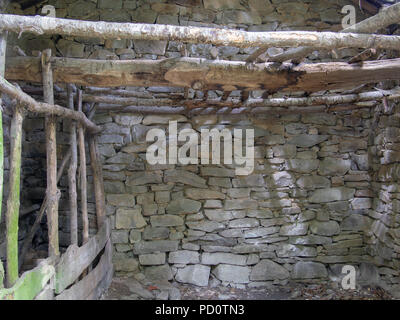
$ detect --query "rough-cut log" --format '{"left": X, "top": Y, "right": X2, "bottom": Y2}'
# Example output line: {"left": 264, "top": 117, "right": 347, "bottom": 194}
{"left": 77, "top": 90, "right": 88, "bottom": 245}
{"left": 6, "top": 56, "right": 400, "bottom": 93}
{"left": 67, "top": 84, "right": 78, "bottom": 246}
{"left": 42, "top": 49, "right": 59, "bottom": 258}
{"left": 1, "top": 14, "right": 400, "bottom": 51}
{"left": 0, "top": 23, "right": 6, "bottom": 290}
{"left": 270, "top": 2, "right": 400, "bottom": 63}
{"left": 89, "top": 137, "right": 106, "bottom": 229}
{"left": 19, "top": 148, "right": 71, "bottom": 271}
{"left": 0, "top": 76, "right": 100, "bottom": 133}
{"left": 5, "top": 104, "right": 23, "bottom": 288}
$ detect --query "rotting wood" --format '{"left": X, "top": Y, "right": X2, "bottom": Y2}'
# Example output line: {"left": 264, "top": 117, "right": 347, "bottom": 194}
{"left": 77, "top": 90, "right": 88, "bottom": 245}
{"left": 6, "top": 56, "right": 400, "bottom": 93}
{"left": 348, "top": 48, "right": 377, "bottom": 64}
{"left": 67, "top": 84, "right": 78, "bottom": 246}
{"left": 19, "top": 148, "right": 71, "bottom": 271}
{"left": 56, "top": 240, "right": 112, "bottom": 300}
{"left": 1, "top": 14, "right": 400, "bottom": 51}
{"left": 0, "top": 258, "right": 55, "bottom": 300}
{"left": 269, "top": 2, "right": 400, "bottom": 63}
{"left": 55, "top": 220, "right": 109, "bottom": 294}
{"left": 42, "top": 49, "right": 59, "bottom": 259}
{"left": 0, "top": 75, "right": 100, "bottom": 133}
{"left": 89, "top": 136, "right": 106, "bottom": 229}
{"left": 56, "top": 239, "right": 112, "bottom": 300}
{"left": 5, "top": 104, "right": 23, "bottom": 288}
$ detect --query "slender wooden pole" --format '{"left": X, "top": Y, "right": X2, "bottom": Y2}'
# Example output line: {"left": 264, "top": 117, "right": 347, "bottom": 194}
{"left": 18, "top": 148, "right": 71, "bottom": 270}
{"left": 77, "top": 90, "right": 88, "bottom": 245}
{"left": 5, "top": 105, "right": 23, "bottom": 287}
{"left": 42, "top": 49, "right": 59, "bottom": 258}
{"left": 0, "top": 27, "right": 7, "bottom": 290}
{"left": 67, "top": 84, "right": 77, "bottom": 246}
{"left": 89, "top": 136, "right": 105, "bottom": 229}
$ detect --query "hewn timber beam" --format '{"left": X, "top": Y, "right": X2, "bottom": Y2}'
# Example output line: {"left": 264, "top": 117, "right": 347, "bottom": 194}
{"left": 6, "top": 56, "right": 400, "bottom": 93}
{"left": 0, "top": 14, "right": 400, "bottom": 51}
{"left": 270, "top": 2, "right": 400, "bottom": 63}
{"left": 0, "top": 76, "right": 100, "bottom": 133}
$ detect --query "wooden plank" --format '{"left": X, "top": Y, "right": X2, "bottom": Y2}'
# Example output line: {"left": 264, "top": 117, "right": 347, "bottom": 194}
{"left": 56, "top": 239, "right": 111, "bottom": 300}
{"left": 85, "top": 264, "right": 113, "bottom": 300}
{"left": 34, "top": 282, "right": 55, "bottom": 300}
{"left": 6, "top": 56, "right": 400, "bottom": 93}
{"left": 55, "top": 219, "right": 110, "bottom": 294}
{"left": 0, "top": 258, "right": 55, "bottom": 300}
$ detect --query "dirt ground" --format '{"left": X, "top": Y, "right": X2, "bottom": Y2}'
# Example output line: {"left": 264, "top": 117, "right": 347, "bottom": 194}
{"left": 102, "top": 276, "right": 396, "bottom": 300}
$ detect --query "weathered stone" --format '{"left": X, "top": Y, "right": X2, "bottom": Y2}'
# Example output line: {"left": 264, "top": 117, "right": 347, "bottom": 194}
{"left": 272, "top": 145, "right": 297, "bottom": 158}
{"left": 116, "top": 208, "right": 147, "bottom": 229}
{"left": 247, "top": 209, "right": 274, "bottom": 219}
{"left": 201, "top": 252, "right": 247, "bottom": 266}
{"left": 126, "top": 172, "right": 163, "bottom": 186}
{"left": 227, "top": 188, "right": 250, "bottom": 198}
{"left": 204, "top": 209, "right": 246, "bottom": 222}
{"left": 309, "top": 187, "right": 355, "bottom": 203}
{"left": 288, "top": 134, "right": 329, "bottom": 148}
{"left": 208, "top": 177, "right": 232, "bottom": 188}
{"left": 259, "top": 199, "right": 292, "bottom": 208}
{"left": 276, "top": 244, "right": 317, "bottom": 257}
{"left": 175, "top": 265, "right": 210, "bottom": 287}
{"left": 287, "top": 159, "right": 319, "bottom": 173}
{"left": 244, "top": 227, "right": 279, "bottom": 238}
{"left": 204, "top": 200, "right": 223, "bottom": 208}
{"left": 113, "top": 258, "right": 139, "bottom": 272}
{"left": 228, "top": 218, "right": 259, "bottom": 228}
{"left": 318, "top": 159, "right": 351, "bottom": 176}
{"left": 339, "top": 139, "right": 367, "bottom": 152}
{"left": 129, "top": 230, "right": 142, "bottom": 243}
{"left": 292, "top": 262, "right": 328, "bottom": 279}
{"left": 224, "top": 199, "right": 258, "bottom": 210}
{"left": 168, "top": 250, "right": 200, "bottom": 264}
{"left": 296, "top": 176, "right": 330, "bottom": 189}
{"left": 112, "top": 230, "right": 129, "bottom": 244}
{"left": 289, "top": 235, "right": 332, "bottom": 245}
{"left": 133, "top": 240, "right": 179, "bottom": 254}
{"left": 269, "top": 171, "right": 294, "bottom": 187}
{"left": 302, "top": 113, "right": 336, "bottom": 125}
{"left": 56, "top": 39, "right": 85, "bottom": 58}
{"left": 200, "top": 167, "right": 235, "bottom": 177}
{"left": 340, "top": 214, "right": 372, "bottom": 231}
{"left": 232, "top": 174, "right": 265, "bottom": 187}
{"left": 279, "top": 223, "right": 308, "bottom": 236}
{"left": 186, "top": 221, "right": 225, "bottom": 233}
{"left": 351, "top": 198, "right": 372, "bottom": 210}
{"left": 212, "top": 265, "right": 250, "bottom": 284}
{"left": 107, "top": 194, "right": 135, "bottom": 207}
{"left": 133, "top": 40, "right": 167, "bottom": 55}
{"left": 310, "top": 221, "right": 340, "bottom": 236}
{"left": 165, "top": 170, "right": 207, "bottom": 188}
{"left": 185, "top": 188, "right": 225, "bottom": 200}
{"left": 143, "top": 114, "right": 187, "bottom": 125}
{"left": 144, "top": 264, "right": 173, "bottom": 281}
{"left": 204, "top": 0, "right": 246, "bottom": 10}
{"left": 166, "top": 199, "right": 202, "bottom": 214}
{"left": 68, "top": 0, "right": 97, "bottom": 17}
{"left": 250, "top": 259, "right": 289, "bottom": 281}
{"left": 150, "top": 215, "right": 184, "bottom": 227}
{"left": 142, "top": 226, "right": 169, "bottom": 240}
{"left": 139, "top": 253, "right": 166, "bottom": 266}
{"left": 115, "top": 115, "right": 143, "bottom": 126}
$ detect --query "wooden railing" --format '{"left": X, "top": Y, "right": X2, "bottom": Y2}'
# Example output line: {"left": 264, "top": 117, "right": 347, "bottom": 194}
{"left": 0, "top": 220, "right": 111, "bottom": 300}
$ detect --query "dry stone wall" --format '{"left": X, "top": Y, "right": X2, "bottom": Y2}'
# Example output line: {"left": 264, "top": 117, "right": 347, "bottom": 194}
{"left": 3, "top": 0, "right": 399, "bottom": 289}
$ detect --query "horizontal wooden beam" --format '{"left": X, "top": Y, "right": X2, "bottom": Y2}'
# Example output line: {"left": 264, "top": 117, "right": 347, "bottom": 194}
{"left": 6, "top": 56, "right": 400, "bottom": 93}
{"left": 0, "top": 76, "right": 100, "bottom": 133}
{"left": 1, "top": 14, "right": 400, "bottom": 51}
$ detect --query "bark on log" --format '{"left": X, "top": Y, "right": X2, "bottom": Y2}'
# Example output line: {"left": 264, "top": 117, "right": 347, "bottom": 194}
{"left": 67, "top": 84, "right": 78, "bottom": 246}
{"left": 0, "top": 75, "right": 100, "bottom": 133}
{"left": 89, "top": 137, "right": 106, "bottom": 229}
{"left": 18, "top": 148, "right": 71, "bottom": 271}
{"left": 1, "top": 14, "right": 400, "bottom": 51}
{"left": 5, "top": 105, "right": 23, "bottom": 288}
{"left": 6, "top": 56, "right": 400, "bottom": 93}
{"left": 42, "top": 49, "right": 59, "bottom": 258}
{"left": 77, "top": 90, "right": 88, "bottom": 245}
{"left": 270, "top": 2, "right": 400, "bottom": 63}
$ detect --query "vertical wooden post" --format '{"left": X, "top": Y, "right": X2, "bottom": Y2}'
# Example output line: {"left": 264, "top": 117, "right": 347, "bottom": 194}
{"left": 77, "top": 90, "right": 88, "bottom": 244}
{"left": 88, "top": 136, "right": 106, "bottom": 229}
{"left": 67, "top": 84, "right": 78, "bottom": 246}
{"left": 5, "top": 105, "right": 23, "bottom": 287}
{"left": 42, "top": 49, "right": 59, "bottom": 258}
{"left": 0, "top": 30, "right": 6, "bottom": 290}
{"left": 0, "top": 0, "right": 9, "bottom": 288}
